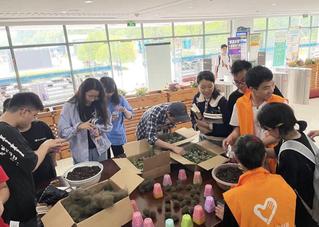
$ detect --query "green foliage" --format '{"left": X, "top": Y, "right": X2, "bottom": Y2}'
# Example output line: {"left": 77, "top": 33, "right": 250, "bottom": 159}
{"left": 76, "top": 31, "right": 136, "bottom": 66}
{"left": 135, "top": 87, "right": 148, "bottom": 96}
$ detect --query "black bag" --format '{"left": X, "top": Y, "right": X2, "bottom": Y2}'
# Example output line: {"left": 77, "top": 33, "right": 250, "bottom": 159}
{"left": 38, "top": 185, "right": 68, "bottom": 206}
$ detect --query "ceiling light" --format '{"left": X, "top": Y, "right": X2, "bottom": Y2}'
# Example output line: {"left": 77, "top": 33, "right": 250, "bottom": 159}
{"left": 84, "top": 0, "right": 93, "bottom": 3}
{"left": 271, "top": 3, "right": 277, "bottom": 6}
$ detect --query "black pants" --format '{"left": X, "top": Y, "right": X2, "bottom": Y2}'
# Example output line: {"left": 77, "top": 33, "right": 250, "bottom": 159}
{"left": 107, "top": 145, "right": 126, "bottom": 158}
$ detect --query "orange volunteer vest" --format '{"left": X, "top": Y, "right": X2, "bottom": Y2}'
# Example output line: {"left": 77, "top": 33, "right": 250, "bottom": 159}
{"left": 236, "top": 91, "right": 286, "bottom": 135}
{"left": 224, "top": 167, "right": 296, "bottom": 227}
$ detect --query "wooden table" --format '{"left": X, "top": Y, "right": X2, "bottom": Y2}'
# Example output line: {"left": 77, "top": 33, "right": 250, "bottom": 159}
{"left": 99, "top": 159, "right": 223, "bottom": 227}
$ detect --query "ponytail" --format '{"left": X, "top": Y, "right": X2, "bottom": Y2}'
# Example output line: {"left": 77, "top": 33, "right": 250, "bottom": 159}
{"left": 296, "top": 120, "right": 307, "bottom": 132}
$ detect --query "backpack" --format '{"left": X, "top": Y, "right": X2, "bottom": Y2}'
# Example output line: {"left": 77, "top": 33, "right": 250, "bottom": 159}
{"left": 279, "top": 136, "right": 319, "bottom": 224}
{"left": 216, "top": 54, "right": 231, "bottom": 74}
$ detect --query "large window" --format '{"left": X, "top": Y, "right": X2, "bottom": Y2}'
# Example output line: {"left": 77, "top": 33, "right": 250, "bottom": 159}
{"left": 290, "top": 16, "right": 311, "bottom": 27}
{"left": 205, "top": 21, "right": 230, "bottom": 34}
{"left": 0, "top": 50, "right": 18, "bottom": 102}
{"left": 174, "top": 22, "right": 203, "bottom": 36}
{"left": 110, "top": 40, "right": 145, "bottom": 92}
{"left": 69, "top": 42, "right": 111, "bottom": 88}
{"left": 108, "top": 24, "right": 142, "bottom": 40}
{"left": 173, "top": 37, "right": 203, "bottom": 81}
{"left": 0, "top": 27, "right": 8, "bottom": 47}
{"left": 10, "top": 25, "right": 65, "bottom": 46}
{"left": 14, "top": 46, "right": 73, "bottom": 105}
{"left": 253, "top": 18, "right": 267, "bottom": 31}
{"left": 268, "top": 17, "right": 289, "bottom": 30}
{"left": 2, "top": 16, "right": 319, "bottom": 106}
{"left": 66, "top": 24, "right": 107, "bottom": 42}
{"left": 143, "top": 23, "right": 172, "bottom": 38}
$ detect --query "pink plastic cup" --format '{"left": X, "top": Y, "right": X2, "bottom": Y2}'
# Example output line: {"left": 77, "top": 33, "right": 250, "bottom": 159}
{"left": 193, "top": 171, "right": 203, "bottom": 185}
{"left": 178, "top": 169, "right": 187, "bottom": 181}
{"left": 143, "top": 218, "right": 155, "bottom": 227}
{"left": 192, "top": 205, "right": 205, "bottom": 225}
{"left": 153, "top": 183, "right": 163, "bottom": 199}
{"left": 204, "top": 184, "right": 213, "bottom": 197}
{"left": 204, "top": 196, "right": 215, "bottom": 213}
{"left": 163, "top": 174, "right": 173, "bottom": 187}
{"left": 132, "top": 211, "right": 143, "bottom": 227}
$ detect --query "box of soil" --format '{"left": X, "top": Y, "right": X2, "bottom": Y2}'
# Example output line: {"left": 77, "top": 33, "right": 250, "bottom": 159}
{"left": 170, "top": 140, "right": 228, "bottom": 171}
{"left": 113, "top": 139, "right": 171, "bottom": 179}
{"left": 158, "top": 127, "right": 198, "bottom": 146}
{"left": 42, "top": 170, "right": 144, "bottom": 227}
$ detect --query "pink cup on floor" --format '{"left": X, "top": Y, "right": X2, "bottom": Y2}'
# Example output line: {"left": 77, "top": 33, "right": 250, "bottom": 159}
{"left": 163, "top": 174, "right": 172, "bottom": 187}
{"left": 203, "top": 184, "right": 213, "bottom": 197}
{"left": 193, "top": 171, "right": 202, "bottom": 185}
{"left": 130, "top": 199, "right": 139, "bottom": 212}
{"left": 192, "top": 205, "right": 205, "bottom": 225}
{"left": 153, "top": 183, "right": 163, "bottom": 199}
{"left": 178, "top": 169, "right": 187, "bottom": 181}
{"left": 204, "top": 196, "right": 215, "bottom": 213}
{"left": 132, "top": 211, "right": 143, "bottom": 227}
{"left": 143, "top": 218, "right": 155, "bottom": 227}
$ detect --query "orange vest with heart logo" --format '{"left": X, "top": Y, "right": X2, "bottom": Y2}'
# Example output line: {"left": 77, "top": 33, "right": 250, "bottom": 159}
{"left": 236, "top": 91, "right": 286, "bottom": 136}
{"left": 224, "top": 167, "right": 296, "bottom": 227}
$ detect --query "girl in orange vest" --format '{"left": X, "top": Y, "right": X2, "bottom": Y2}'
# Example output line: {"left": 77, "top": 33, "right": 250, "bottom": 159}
{"left": 216, "top": 135, "right": 296, "bottom": 227}
{"left": 258, "top": 103, "right": 318, "bottom": 227}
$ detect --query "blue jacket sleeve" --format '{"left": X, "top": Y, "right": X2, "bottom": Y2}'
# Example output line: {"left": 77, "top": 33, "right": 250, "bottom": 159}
{"left": 58, "top": 102, "right": 81, "bottom": 140}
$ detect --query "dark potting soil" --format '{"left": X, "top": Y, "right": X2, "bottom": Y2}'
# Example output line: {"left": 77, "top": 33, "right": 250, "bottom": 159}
{"left": 159, "top": 132, "right": 186, "bottom": 143}
{"left": 216, "top": 166, "right": 243, "bottom": 184}
{"left": 67, "top": 166, "right": 101, "bottom": 181}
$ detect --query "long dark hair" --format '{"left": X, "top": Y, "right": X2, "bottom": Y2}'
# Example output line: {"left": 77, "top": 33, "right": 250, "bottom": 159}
{"left": 196, "top": 71, "right": 220, "bottom": 99}
{"left": 100, "top": 77, "right": 120, "bottom": 105}
{"left": 257, "top": 102, "right": 307, "bottom": 137}
{"left": 69, "top": 78, "right": 108, "bottom": 124}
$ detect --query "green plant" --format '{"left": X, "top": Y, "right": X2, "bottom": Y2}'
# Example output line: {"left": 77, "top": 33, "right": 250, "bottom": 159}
{"left": 190, "top": 81, "right": 198, "bottom": 88}
{"left": 118, "top": 89, "right": 127, "bottom": 96}
{"left": 135, "top": 87, "right": 148, "bottom": 96}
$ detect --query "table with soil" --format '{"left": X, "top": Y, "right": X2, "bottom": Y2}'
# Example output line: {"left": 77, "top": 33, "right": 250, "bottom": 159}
{"left": 98, "top": 160, "right": 223, "bottom": 227}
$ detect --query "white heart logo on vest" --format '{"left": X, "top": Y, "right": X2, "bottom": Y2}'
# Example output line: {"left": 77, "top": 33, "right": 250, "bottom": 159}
{"left": 253, "top": 197, "right": 277, "bottom": 224}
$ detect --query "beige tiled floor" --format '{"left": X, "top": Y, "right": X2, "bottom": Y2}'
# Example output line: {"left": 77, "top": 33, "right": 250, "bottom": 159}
{"left": 56, "top": 98, "right": 319, "bottom": 175}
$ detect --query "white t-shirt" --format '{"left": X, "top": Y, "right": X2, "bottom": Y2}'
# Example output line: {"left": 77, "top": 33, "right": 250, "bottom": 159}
{"left": 230, "top": 102, "right": 267, "bottom": 140}
{"left": 214, "top": 54, "right": 232, "bottom": 79}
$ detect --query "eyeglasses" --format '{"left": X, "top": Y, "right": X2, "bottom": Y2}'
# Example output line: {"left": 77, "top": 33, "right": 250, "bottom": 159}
{"left": 233, "top": 80, "right": 246, "bottom": 86}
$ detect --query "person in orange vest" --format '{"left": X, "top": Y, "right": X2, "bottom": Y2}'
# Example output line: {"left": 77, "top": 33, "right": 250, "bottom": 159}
{"left": 215, "top": 135, "right": 296, "bottom": 227}
{"left": 223, "top": 66, "right": 286, "bottom": 172}
{"left": 258, "top": 103, "right": 318, "bottom": 227}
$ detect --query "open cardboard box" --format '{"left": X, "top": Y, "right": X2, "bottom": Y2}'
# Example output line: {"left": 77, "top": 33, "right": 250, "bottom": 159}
{"left": 170, "top": 140, "right": 229, "bottom": 171}
{"left": 113, "top": 139, "right": 171, "bottom": 179}
{"left": 160, "top": 127, "right": 199, "bottom": 146}
{"left": 42, "top": 169, "right": 144, "bottom": 227}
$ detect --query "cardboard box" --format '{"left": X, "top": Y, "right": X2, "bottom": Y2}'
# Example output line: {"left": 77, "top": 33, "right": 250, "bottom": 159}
{"left": 170, "top": 140, "right": 229, "bottom": 171}
{"left": 42, "top": 169, "right": 144, "bottom": 227}
{"left": 159, "top": 127, "right": 199, "bottom": 146}
{"left": 113, "top": 139, "right": 171, "bottom": 179}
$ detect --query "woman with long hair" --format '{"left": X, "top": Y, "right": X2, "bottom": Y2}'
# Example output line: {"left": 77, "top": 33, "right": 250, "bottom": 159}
{"left": 258, "top": 102, "right": 318, "bottom": 226}
{"left": 100, "top": 77, "right": 133, "bottom": 158}
{"left": 58, "top": 78, "right": 112, "bottom": 163}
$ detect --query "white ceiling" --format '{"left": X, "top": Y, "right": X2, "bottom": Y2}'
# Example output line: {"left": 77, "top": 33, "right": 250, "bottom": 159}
{"left": 0, "top": 0, "right": 318, "bottom": 24}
